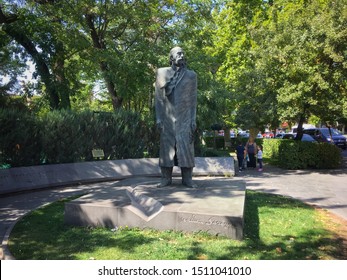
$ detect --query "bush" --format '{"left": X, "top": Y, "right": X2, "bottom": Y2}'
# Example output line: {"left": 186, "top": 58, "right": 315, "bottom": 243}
{"left": 0, "top": 108, "right": 342, "bottom": 170}
{"left": 262, "top": 139, "right": 281, "bottom": 165}
{"left": 0, "top": 109, "right": 155, "bottom": 167}
{"left": 262, "top": 139, "right": 342, "bottom": 169}
{"left": 203, "top": 136, "right": 261, "bottom": 151}
{"left": 203, "top": 136, "right": 225, "bottom": 149}
{"left": 42, "top": 110, "right": 85, "bottom": 163}
{"left": 42, "top": 110, "right": 148, "bottom": 163}
{"left": 0, "top": 109, "right": 43, "bottom": 167}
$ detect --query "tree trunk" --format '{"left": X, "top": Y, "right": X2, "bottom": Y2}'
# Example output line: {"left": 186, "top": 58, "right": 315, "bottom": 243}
{"left": 295, "top": 104, "right": 309, "bottom": 141}
{"left": 223, "top": 127, "right": 231, "bottom": 149}
{"left": 86, "top": 13, "right": 123, "bottom": 110}
{"left": 4, "top": 24, "right": 61, "bottom": 110}
{"left": 99, "top": 62, "right": 123, "bottom": 110}
{"left": 53, "top": 42, "right": 71, "bottom": 109}
{"left": 1, "top": 8, "right": 68, "bottom": 110}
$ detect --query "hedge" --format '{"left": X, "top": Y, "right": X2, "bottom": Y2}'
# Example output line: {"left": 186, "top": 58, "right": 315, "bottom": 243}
{"left": 0, "top": 108, "right": 342, "bottom": 169}
{"left": 0, "top": 109, "right": 158, "bottom": 167}
{"left": 202, "top": 136, "right": 342, "bottom": 169}
{"left": 263, "top": 139, "right": 342, "bottom": 169}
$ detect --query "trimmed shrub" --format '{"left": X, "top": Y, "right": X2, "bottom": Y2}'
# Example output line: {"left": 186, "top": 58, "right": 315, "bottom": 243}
{"left": 0, "top": 108, "right": 342, "bottom": 170}
{"left": 262, "top": 139, "right": 281, "bottom": 165}
{"left": 315, "top": 143, "right": 342, "bottom": 169}
{"left": 41, "top": 110, "right": 146, "bottom": 163}
{"left": 262, "top": 138, "right": 342, "bottom": 169}
{"left": 203, "top": 136, "right": 225, "bottom": 149}
{"left": 0, "top": 109, "right": 153, "bottom": 167}
{"left": 42, "top": 110, "right": 84, "bottom": 163}
{"left": 0, "top": 109, "right": 42, "bottom": 167}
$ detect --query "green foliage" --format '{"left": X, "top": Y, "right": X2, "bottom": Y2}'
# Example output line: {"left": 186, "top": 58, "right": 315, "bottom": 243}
{"left": 205, "top": 0, "right": 347, "bottom": 131}
{"left": 1, "top": 0, "right": 218, "bottom": 113}
{"left": 42, "top": 110, "right": 85, "bottom": 163}
{"left": 262, "top": 139, "right": 281, "bottom": 164}
{"left": 203, "top": 135, "right": 263, "bottom": 152}
{"left": 0, "top": 109, "right": 42, "bottom": 167}
{"left": 42, "top": 110, "right": 151, "bottom": 163}
{"left": 250, "top": 0, "right": 347, "bottom": 126}
{"left": 262, "top": 139, "right": 342, "bottom": 170}
{"left": 315, "top": 143, "right": 343, "bottom": 169}
{"left": 0, "top": 108, "right": 158, "bottom": 167}
{"left": 203, "top": 136, "right": 225, "bottom": 149}
{"left": 1, "top": 0, "right": 346, "bottom": 141}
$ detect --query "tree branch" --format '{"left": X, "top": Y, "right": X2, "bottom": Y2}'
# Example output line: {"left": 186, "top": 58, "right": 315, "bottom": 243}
{"left": 0, "top": 6, "right": 18, "bottom": 24}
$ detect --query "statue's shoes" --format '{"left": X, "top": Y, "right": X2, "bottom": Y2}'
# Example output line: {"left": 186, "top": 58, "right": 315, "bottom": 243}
{"left": 182, "top": 182, "right": 198, "bottom": 188}
{"left": 156, "top": 180, "right": 172, "bottom": 188}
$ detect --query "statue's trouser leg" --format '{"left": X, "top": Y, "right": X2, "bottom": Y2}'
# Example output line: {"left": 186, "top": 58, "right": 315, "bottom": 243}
{"left": 181, "top": 167, "right": 197, "bottom": 188}
{"left": 159, "top": 167, "right": 173, "bottom": 187}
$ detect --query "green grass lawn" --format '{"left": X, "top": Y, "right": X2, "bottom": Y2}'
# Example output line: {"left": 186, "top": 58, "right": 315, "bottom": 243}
{"left": 8, "top": 191, "right": 344, "bottom": 260}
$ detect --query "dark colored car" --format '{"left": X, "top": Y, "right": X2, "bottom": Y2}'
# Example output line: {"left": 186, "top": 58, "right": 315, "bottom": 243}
{"left": 275, "top": 133, "right": 286, "bottom": 139}
{"left": 282, "top": 133, "right": 317, "bottom": 142}
{"left": 303, "top": 128, "right": 346, "bottom": 149}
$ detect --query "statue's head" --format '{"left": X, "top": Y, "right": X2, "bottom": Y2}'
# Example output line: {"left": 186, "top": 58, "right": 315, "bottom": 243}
{"left": 169, "top": 46, "right": 186, "bottom": 67}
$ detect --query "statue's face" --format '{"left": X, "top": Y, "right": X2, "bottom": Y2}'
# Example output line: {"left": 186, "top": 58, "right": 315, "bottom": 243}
{"left": 171, "top": 48, "right": 185, "bottom": 66}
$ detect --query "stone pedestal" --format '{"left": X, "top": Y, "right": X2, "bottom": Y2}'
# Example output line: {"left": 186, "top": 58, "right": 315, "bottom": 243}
{"left": 64, "top": 176, "right": 245, "bottom": 240}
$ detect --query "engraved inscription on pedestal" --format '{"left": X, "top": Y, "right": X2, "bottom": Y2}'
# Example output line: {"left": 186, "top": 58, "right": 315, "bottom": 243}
{"left": 179, "top": 214, "right": 233, "bottom": 229}
{"left": 177, "top": 212, "right": 242, "bottom": 239}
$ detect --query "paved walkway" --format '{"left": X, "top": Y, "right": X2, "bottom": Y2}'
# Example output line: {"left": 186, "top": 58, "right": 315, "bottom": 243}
{"left": 1, "top": 151, "right": 346, "bottom": 260}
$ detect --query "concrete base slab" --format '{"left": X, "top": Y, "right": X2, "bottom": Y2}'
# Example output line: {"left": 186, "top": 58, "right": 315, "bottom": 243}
{"left": 0, "top": 157, "right": 235, "bottom": 195}
{"left": 64, "top": 176, "right": 245, "bottom": 240}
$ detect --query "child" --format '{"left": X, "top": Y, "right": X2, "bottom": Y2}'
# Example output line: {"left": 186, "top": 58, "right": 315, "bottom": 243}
{"left": 257, "top": 145, "right": 263, "bottom": 171}
{"left": 235, "top": 141, "right": 245, "bottom": 172}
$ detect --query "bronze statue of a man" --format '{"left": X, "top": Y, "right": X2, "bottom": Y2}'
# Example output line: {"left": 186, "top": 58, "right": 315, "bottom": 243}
{"left": 155, "top": 46, "right": 197, "bottom": 188}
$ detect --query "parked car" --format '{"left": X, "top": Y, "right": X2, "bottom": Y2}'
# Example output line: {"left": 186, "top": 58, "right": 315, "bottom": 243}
{"left": 290, "top": 124, "right": 316, "bottom": 133}
{"left": 230, "top": 132, "right": 236, "bottom": 138}
{"left": 282, "top": 133, "right": 317, "bottom": 142}
{"left": 262, "top": 132, "right": 274, "bottom": 138}
{"left": 218, "top": 130, "right": 224, "bottom": 136}
{"left": 303, "top": 128, "right": 346, "bottom": 149}
{"left": 275, "top": 133, "right": 286, "bottom": 139}
{"left": 239, "top": 132, "right": 250, "bottom": 138}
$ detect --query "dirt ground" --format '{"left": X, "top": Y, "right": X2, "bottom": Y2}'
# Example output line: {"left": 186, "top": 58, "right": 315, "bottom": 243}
{"left": 317, "top": 208, "right": 347, "bottom": 259}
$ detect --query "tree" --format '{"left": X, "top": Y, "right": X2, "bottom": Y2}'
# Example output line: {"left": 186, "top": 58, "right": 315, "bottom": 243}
{"left": 251, "top": 0, "right": 347, "bottom": 137}
{"left": 1, "top": 0, "right": 226, "bottom": 116}
{"left": 0, "top": 1, "right": 76, "bottom": 109}
{"left": 208, "top": 0, "right": 347, "bottom": 137}
{"left": 207, "top": 0, "right": 271, "bottom": 137}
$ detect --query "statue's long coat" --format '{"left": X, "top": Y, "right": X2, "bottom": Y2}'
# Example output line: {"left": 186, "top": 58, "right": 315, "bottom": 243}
{"left": 155, "top": 66, "right": 197, "bottom": 168}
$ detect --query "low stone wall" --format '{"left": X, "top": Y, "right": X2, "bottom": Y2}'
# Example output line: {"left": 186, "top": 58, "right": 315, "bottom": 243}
{"left": 0, "top": 157, "right": 235, "bottom": 195}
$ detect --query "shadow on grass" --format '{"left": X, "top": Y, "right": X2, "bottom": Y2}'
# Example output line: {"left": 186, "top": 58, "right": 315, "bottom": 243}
{"left": 8, "top": 197, "right": 157, "bottom": 260}
{"left": 8, "top": 192, "right": 344, "bottom": 260}
{"left": 215, "top": 192, "right": 342, "bottom": 260}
